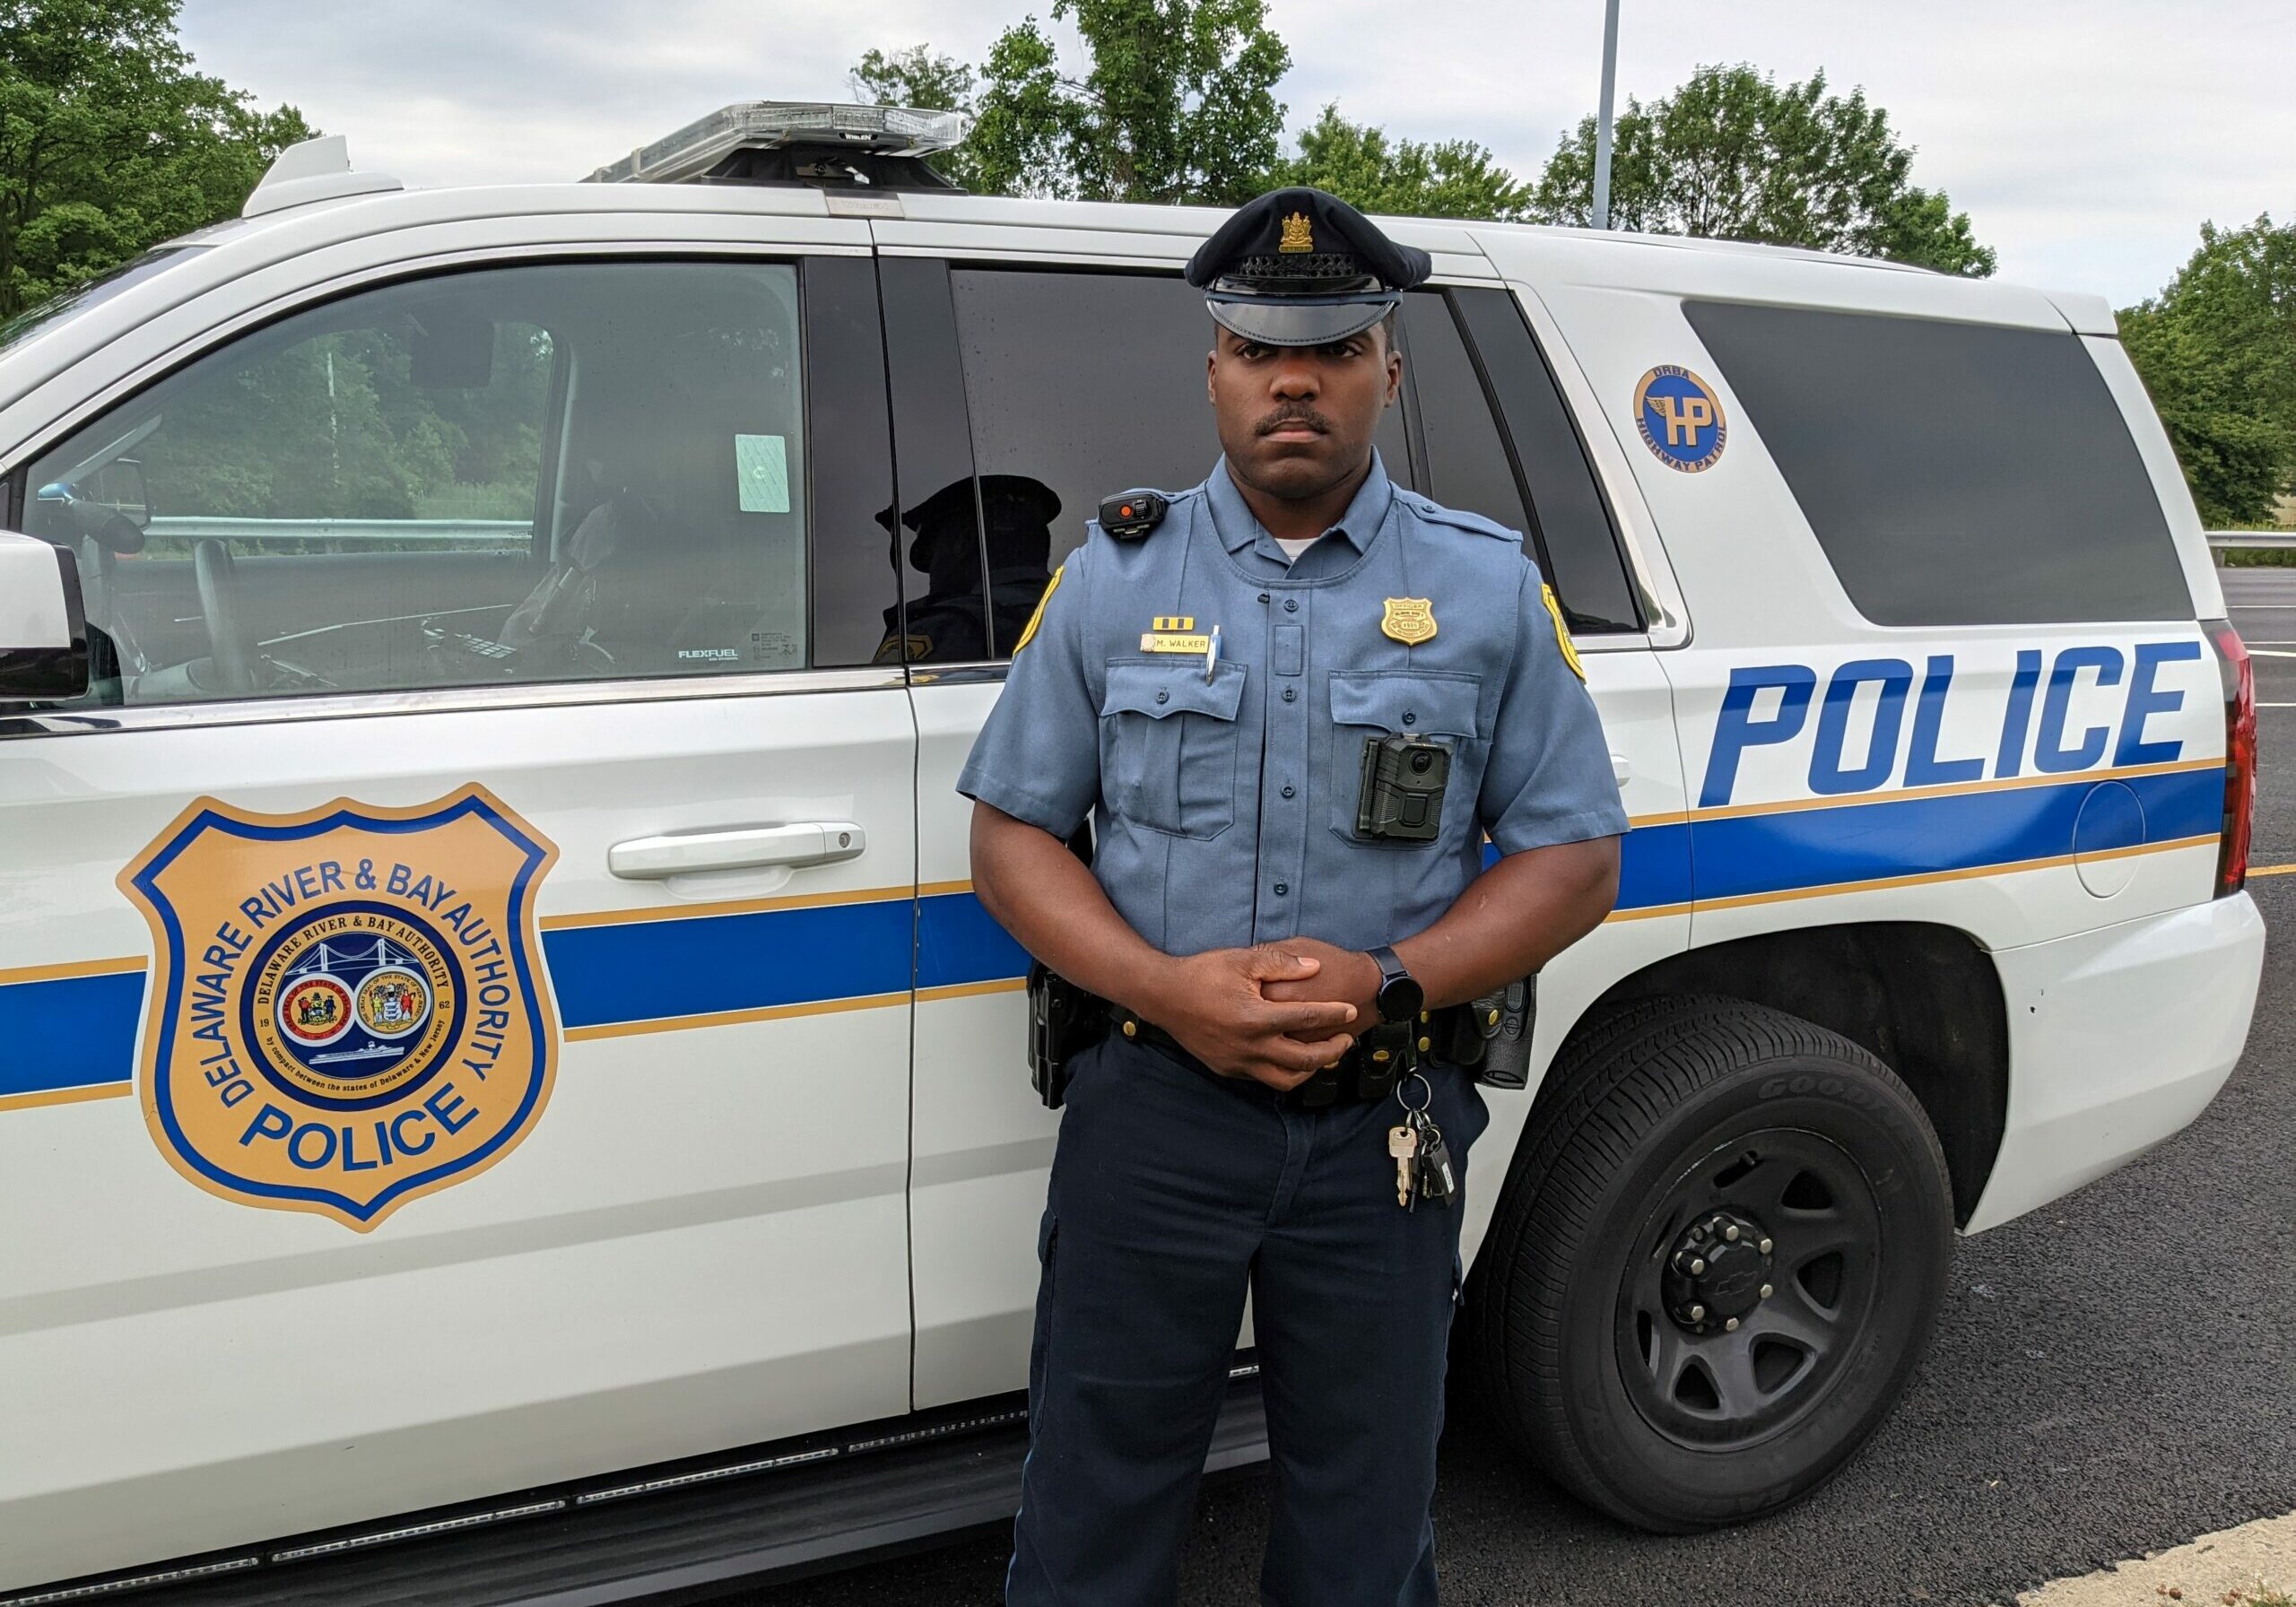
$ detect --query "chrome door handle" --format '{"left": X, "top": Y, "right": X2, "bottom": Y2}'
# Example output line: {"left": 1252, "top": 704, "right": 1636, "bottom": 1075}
{"left": 608, "top": 822, "right": 866, "bottom": 880}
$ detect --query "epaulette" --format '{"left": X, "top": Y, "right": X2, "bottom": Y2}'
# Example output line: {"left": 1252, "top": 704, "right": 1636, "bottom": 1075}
{"left": 1097, "top": 491, "right": 1169, "bottom": 540}
{"left": 1396, "top": 487, "right": 1518, "bottom": 542}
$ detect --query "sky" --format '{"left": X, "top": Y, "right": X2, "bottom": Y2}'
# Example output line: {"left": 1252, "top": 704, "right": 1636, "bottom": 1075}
{"left": 177, "top": 0, "right": 2294, "bottom": 308}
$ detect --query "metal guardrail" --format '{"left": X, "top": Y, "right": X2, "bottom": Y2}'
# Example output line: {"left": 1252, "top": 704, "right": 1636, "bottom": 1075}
{"left": 2207, "top": 529, "right": 2296, "bottom": 552}
{"left": 144, "top": 516, "right": 532, "bottom": 547}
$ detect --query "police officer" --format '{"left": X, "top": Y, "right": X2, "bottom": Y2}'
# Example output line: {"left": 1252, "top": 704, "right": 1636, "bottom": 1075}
{"left": 958, "top": 187, "right": 1628, "bottom": 1606}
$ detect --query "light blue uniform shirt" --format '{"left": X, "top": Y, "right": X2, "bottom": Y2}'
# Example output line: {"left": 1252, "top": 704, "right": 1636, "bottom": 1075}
{"left": 957, "top": 452, "right": 1628, "bottom": 957}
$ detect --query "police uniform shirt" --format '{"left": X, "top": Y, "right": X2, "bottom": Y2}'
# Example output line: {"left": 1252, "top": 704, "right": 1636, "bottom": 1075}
{"left": 956, "top": 451, "right": 1630, "bottom": 958}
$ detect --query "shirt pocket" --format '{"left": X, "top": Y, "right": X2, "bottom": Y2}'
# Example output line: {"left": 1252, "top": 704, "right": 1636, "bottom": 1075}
{"left": 1100, "top": 657, "right": 1248, "bottom": 838}
{"left": 1327, "top": 669, "right": 1484, "bottom": 847}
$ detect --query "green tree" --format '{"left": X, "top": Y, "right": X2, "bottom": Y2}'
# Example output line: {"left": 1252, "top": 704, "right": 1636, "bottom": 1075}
{"left": 1269, "top": 104, "right": 1532, "bottom": 222}
{"left": 850, "top": 44, "right": 980, "bottom": 189}
{"left": 2120, "top": 215, "right": 2296, "bottom": 527}
{"left": 0, "top": 0, "right": 313, "bottom": 319}
{"left": 957, "top": 0, "right": 1289, "bottom": 204}
{"left": 1530, "top": 65, "right": 1994, "bottom": 275}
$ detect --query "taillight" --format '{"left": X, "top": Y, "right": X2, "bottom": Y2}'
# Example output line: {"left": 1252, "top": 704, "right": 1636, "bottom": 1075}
{"left": 2205, "top": 619, "right": 2255, "bottom": 897}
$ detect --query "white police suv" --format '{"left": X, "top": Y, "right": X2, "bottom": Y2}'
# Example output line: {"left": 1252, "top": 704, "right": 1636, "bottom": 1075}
{"left": 0, "top": 104, "right": 2264, "bottom": 1603}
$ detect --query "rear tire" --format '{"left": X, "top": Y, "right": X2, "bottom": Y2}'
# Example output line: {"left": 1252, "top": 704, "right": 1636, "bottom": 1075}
{"left": 1468, "top": 995, "right": 1953, "bottom": 1531}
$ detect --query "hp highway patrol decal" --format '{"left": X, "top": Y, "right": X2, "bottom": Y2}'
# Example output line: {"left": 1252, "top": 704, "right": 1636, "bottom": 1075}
{"left": 1633, "top": 365, "right": 1727, "bottom": 473}
{"left": 117, "top": 786, "right": 559, "bottom": 1231}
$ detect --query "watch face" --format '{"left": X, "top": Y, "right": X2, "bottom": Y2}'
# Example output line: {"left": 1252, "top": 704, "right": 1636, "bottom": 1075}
{"left": 1379, "top": 974, "right": 1425, "bottom": 1022}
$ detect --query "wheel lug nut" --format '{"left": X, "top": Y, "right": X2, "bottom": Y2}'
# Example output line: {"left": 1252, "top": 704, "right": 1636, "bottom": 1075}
{"left": 1759, "top": 1238, "right": 1773, "bottom": 1255}
{"left": 1760, "top": 1283, "right": 1773, "bottom": 1300}
{"left": 1725, "top": 1316, "right": 1739, "bottom": 1332}
{"left": 1691, "top": 1226, "right": 1708, "bottom": 1243}
{"left": 1724, "top": 1225, "right": 1740, "bottom": 1242}
{"left": 1688, "top": 1303, "right": 1705, "bottom": 1321}
{"left": 1690, "top": 1257, "right": 1706, "bottom": 1274}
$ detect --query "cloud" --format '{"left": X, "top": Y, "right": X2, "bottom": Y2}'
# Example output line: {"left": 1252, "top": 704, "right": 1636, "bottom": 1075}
{"left": 179, "top": 0, "right": 2292, "bottom": 303}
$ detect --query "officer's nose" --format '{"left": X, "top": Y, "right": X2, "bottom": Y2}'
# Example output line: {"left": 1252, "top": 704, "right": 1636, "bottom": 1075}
{"left": 1269, "top": 353, "right": 1320, "bottom": 399}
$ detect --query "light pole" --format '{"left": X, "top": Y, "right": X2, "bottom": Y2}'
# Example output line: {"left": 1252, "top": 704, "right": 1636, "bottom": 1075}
{"left": 1591, "top": 0, "right": 1621, "bottom": 230}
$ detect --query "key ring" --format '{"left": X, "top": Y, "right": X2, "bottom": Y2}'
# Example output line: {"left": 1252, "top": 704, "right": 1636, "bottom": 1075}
{"left": 1396, "top": 1071, "right": 1433, "bottom": 1115}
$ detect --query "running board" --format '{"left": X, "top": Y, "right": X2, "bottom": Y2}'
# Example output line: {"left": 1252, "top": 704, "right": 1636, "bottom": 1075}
{"left": 6, "top": 1373, "right": 1267, "bottom": 1607}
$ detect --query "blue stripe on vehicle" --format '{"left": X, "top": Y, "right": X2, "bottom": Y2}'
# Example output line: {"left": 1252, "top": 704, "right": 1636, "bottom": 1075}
{"left": 918, "top": 889, "right": 1031, "bottom": 992}
{"left": 1687, "top": 767, "right": 2222, "bottom": 905}
{"left": 0, "top": 769, "right": 2225, "bottom": 1092}
{"left": 541, "top": 897, "right": 917, "bottom": 1031}
{"left": 0, "top": 970, "right": 145, "bottom": 1101}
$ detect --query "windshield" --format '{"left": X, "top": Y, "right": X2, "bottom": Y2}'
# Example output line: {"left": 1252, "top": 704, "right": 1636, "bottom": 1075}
{"left": 0, "top": 246, "right": 207, "bottom": 355}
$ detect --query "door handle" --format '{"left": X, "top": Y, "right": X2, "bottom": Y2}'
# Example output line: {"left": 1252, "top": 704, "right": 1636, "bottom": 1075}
{"left": 1611, "top": 752, "right": 1633, "bottom": 786}
{"left": 608, "top": 822, "right": 866, "bottom": 880}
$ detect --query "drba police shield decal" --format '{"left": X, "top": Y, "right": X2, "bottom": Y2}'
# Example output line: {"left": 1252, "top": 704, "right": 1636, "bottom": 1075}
{"left": 118, "top": 785, "right": 559, "bottom": 1230}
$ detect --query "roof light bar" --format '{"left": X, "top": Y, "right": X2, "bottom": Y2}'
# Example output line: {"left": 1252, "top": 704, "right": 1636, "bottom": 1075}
{"left": 586, "top": 102, "right": 970, "bottom": 185}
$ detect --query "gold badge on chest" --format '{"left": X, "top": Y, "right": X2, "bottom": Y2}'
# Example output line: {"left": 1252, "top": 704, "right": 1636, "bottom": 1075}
{"left": 1380, "top": 597, "right": 1438, "bottom": 647}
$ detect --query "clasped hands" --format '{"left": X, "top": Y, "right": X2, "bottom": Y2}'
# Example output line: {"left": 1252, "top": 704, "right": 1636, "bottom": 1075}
{"left": 1139, "top": 938, "right": 1386, "bottom": 1091}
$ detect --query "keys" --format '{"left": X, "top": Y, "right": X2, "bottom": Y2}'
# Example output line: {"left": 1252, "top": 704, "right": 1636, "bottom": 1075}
{"left": 1412, "top": 1109, "right": 1457, "bottom": 1210}
{"left": 1387, "top": 1124, "right": 1419, "bottom": 1210}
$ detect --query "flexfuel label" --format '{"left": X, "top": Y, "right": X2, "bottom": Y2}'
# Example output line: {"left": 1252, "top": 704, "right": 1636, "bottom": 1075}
{"left": 119, "top": 786, "right": 559, "bottom": 1230}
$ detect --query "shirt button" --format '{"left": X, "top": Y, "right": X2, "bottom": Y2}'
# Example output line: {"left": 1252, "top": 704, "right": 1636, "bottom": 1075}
{"left": 1283, "top": 687, "right": 1296, "bottom": 702}
{"left": 1156, "top": 690, "right": 1170, "bottom": 704}
{"left": 1402, "top": 710, "right": 1415, "bottom": 725}
{"left": 1274, "top": 882, "right": 1289, "bottom": 896}
{"left": 1283, "top": 597, "right": 1299, "bottom": 613}
{"left": 1281, "top": 784, "right": 1296, "bottom": 798}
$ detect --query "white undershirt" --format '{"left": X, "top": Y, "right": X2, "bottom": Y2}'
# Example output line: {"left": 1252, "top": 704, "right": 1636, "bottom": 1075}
{"left": 1274, "top": 534, "right": 1326, "bottom": 564}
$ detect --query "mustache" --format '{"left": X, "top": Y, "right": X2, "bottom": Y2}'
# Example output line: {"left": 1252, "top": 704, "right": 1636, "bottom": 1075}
{"left": 1256, "top": 405, "right": 1332, "bottom": 436}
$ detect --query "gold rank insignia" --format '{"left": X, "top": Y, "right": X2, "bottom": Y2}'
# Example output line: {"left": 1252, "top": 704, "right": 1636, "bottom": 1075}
{"left": 1380, "top": 597, "right": 1438, "bottom": 646}
{"left": 1279, "top": 211, "right": 1315, "bottom": 253}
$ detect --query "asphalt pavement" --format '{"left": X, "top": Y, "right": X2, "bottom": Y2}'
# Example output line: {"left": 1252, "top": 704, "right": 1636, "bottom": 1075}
{"left": 733, "top": 573, "right": 2296, "bottom": 1607}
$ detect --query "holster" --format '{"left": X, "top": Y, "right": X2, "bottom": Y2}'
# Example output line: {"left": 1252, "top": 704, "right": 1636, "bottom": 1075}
{"left": 1027, "top": 961, "right": 1109, "bottom": 1110}
{"left": 1438, "top": 974, "right": 1538, "bottom": 1089}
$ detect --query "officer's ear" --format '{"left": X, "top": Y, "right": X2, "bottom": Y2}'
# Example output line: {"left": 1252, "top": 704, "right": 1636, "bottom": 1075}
{"left": 1381, "top": 311, "right": 1403, "bottom": 406}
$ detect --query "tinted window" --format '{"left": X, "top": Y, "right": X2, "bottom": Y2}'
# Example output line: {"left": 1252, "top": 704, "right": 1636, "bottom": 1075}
{"left": 879, "top": 256, "right": 988, "bottom": 664}
{"left": 1397, "top": 291, "right": 1526, "bottom": 550}
{"left": 24, "top": 261, "right": 831, "bottom": 707}
{"left": 1683, "top": 301, "right": 2192, "bottom": 625}
{"left": 943, "top": 268, "right": 1412, "bottom": 658}
{"left": 1450, "top": 288, "right": 1641, "bottom": 633}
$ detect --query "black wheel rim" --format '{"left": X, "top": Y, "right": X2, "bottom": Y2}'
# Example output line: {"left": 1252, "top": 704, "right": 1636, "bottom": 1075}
{"left": 1613, "top": 1127, "right": 1883, "bottom": 1450}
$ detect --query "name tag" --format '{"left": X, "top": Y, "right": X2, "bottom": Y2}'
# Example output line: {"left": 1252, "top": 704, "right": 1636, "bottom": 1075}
{"left": 1141, "top": 632, "right": 1213, "bottom": 655}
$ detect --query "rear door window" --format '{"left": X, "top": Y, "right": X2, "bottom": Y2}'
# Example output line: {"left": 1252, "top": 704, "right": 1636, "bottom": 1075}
{"left": 904, "top": 265, "right": 1412, "bottom": 661}
{"left": 1405, "top": 289, "right": 1641, "bottom": 633}
{"left": 1683, "top": 301, "right": 2193, "bottom": 625}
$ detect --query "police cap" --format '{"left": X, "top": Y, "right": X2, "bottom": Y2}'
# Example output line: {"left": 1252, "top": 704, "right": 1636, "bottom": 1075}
{"left": 1185, "top": 187, "right": 1432, "bottom": 348}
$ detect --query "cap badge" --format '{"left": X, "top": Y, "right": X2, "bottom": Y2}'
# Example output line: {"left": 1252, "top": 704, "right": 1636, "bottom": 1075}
{"left": 1381, "top": 597, "right": 1438, "bottom": 647}
{"left": 1279, "top": 211, "right": 1315, "bottom": 254}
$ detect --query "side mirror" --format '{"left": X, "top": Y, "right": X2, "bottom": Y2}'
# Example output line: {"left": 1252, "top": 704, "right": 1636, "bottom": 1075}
{"left": 34, "top": 473, "right": 145, "bottom": 552}
{"left": 82, "top": 457, "right": 150, "bottom": 531}
{"left": 0, "top": 532, "right": 90, "bottom": 703}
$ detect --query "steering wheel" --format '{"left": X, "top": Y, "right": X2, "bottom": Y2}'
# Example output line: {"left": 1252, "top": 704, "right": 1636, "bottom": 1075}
{"left": 192, "top": 540, "right": 260, "bottom": 696}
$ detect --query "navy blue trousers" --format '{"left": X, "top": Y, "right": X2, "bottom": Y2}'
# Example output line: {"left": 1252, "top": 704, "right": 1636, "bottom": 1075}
{"left": 1006, "top": 1030, "right": 1491, "bottom": 1607}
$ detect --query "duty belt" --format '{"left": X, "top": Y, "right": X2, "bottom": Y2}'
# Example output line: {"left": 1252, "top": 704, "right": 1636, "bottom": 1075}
{"left": 1108, "top": 1005, "right": 1481, "bottom": 1107}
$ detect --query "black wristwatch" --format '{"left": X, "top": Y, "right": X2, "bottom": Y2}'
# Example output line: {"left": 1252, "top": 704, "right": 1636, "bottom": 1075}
{"left": 1367, "top": 945, "right": 1424, "bottom": 1024}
